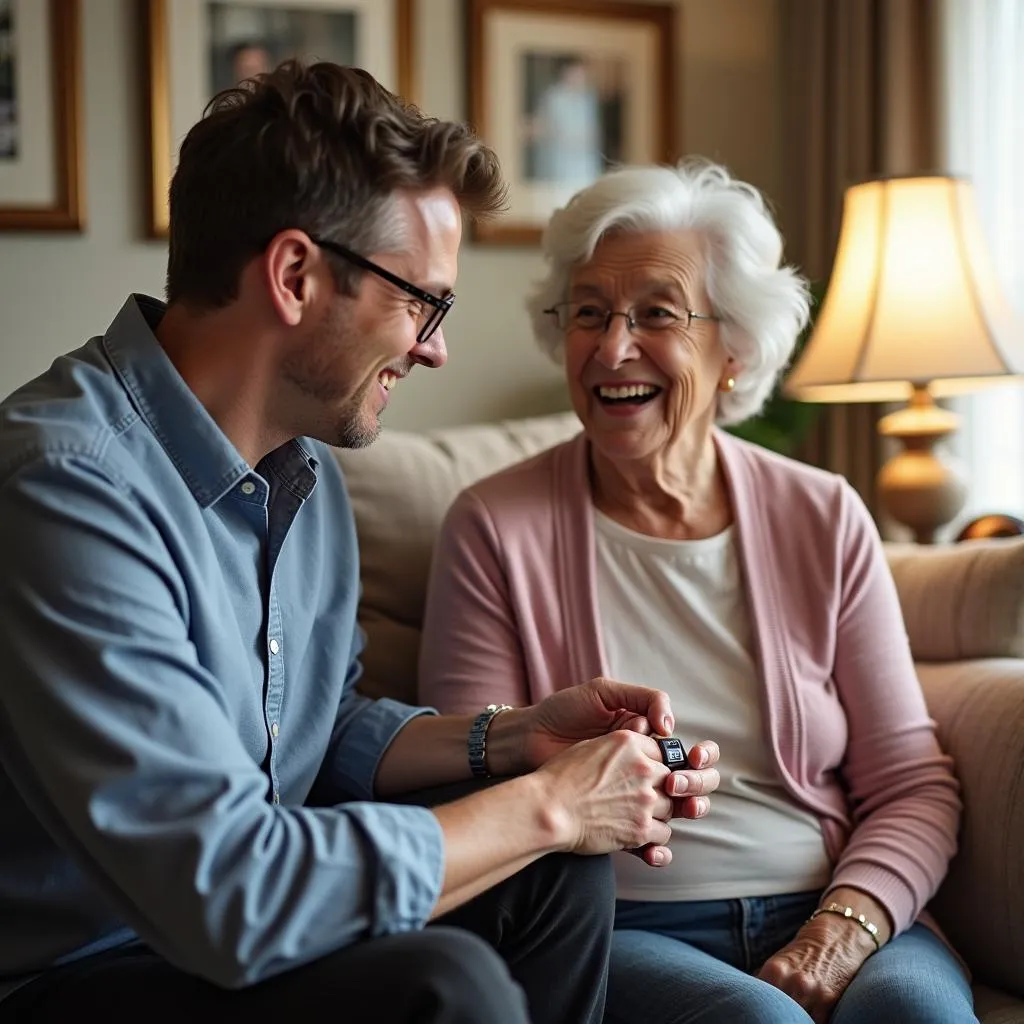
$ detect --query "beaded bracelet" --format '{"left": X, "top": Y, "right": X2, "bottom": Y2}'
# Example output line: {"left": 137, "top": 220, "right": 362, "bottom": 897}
{"left": 807, "top": 902, "right": 882, "bottom": 951}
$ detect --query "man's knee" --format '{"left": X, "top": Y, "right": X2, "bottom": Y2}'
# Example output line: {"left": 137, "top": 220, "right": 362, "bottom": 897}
{"left": 413, "top": 927, "right": 529, "bottom": 1023}
{"left": 533, "top": 851, "right": 615, "bottom": 917}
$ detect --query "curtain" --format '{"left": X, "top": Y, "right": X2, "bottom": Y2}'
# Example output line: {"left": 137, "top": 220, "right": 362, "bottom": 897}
{"left": 941, "top": 0, "right": 1024, "bottom": 526}
{"left": 776, "top": 0, "right": 942, "bottom": 517}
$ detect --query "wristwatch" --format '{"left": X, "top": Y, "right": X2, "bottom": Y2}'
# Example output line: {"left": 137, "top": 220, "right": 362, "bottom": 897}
{"left": 468, "top": 703, "right": 514, "bottom": 778}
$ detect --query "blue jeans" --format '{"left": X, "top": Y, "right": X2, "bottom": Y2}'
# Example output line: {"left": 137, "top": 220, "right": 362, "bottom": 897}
{"left": 606, "top": 892, "right": 977, "bottom": 1024}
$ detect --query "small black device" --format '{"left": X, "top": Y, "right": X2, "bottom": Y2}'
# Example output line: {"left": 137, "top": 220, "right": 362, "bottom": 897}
{"left": 656, "top": 737, "right": 690, "bottom": 769}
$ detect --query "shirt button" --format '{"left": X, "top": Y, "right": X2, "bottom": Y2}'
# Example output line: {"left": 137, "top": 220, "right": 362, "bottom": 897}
{"left": 272, "top": 791, "right": 280, "bottom": 804}
{"left": 271, "top": 722, "right": 279, "bottom": 738}
{"left": 269, "top": 638, "right": 280, "bottom": 655}
{"left": 240, "top": 481, "right": 256, "bottom": 495}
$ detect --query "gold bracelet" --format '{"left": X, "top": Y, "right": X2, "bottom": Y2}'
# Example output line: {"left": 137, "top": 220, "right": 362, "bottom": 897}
{"left": 808, "top": 902, "right": 882, "bottom": 951}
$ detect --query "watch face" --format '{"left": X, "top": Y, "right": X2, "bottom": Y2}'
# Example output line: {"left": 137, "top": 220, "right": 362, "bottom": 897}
{"left": 657, "top": 738, "right": 688, "bottom": 767}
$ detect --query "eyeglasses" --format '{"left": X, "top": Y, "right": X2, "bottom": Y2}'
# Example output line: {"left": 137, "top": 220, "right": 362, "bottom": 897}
{"left": 312, "top": 237, "right": 455, "bottom": 344}
{"left": 543, "top": 302, "right": 720, "bottom": 335}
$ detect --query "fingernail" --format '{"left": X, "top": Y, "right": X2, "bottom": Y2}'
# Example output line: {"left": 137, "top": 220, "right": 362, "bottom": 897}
{"left": 672, "top": 775, "right": 689, "bottom": 796}
{"left": 652, "top": 849, "right": 665, "bottom": 866}
{"left": 662, "top": 716, "right": 673, "bottom": 734}
{"left": 697, "top": 797, "right": 710, "bottom": 816}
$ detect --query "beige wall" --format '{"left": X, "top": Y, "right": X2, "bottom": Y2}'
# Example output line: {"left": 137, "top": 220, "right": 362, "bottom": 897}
{"left": 0, "top": 0, "right": 781, "bottom": 430}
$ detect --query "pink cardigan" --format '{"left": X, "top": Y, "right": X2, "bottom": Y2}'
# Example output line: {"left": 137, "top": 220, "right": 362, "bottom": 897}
{"left": 418, "top": 429, "right": 962, "bottom": 936}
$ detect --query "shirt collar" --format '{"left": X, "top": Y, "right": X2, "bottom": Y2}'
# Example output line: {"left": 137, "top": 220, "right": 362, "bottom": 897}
{"left": 103, "top": 294, "right": 317, "bottom": 507}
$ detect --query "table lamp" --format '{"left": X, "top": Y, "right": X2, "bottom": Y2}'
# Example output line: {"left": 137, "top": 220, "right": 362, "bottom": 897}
{"left": 784, "top": 174, "right": 1024, "bottom": 543}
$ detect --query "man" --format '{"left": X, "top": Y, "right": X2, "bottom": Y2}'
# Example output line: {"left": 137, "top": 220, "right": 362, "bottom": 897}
{"left": 0, "top": 62, "right": 719, "bottom": 1023}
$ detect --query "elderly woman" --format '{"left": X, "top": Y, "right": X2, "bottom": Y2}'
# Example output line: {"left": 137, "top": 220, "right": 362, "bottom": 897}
{"left": 418, "top": 161, "right": 974, "bottom": 1024}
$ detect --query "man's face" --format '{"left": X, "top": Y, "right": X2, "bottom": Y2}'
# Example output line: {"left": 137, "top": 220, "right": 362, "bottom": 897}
{"left": 282, "top": 188, "right": 461, "bottom": 448}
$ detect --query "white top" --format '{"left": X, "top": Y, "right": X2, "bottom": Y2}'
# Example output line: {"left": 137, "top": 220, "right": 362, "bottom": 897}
{"left": 593, "top": 509, "right": 832, "bottom": 901}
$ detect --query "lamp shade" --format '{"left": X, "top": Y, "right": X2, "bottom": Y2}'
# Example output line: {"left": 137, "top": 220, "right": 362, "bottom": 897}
{"left": 784, "top": 175, "right": 1024, "bottom": 403}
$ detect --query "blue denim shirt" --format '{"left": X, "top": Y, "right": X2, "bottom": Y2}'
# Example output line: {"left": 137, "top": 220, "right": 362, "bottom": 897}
{"left": 0, "top": 296, "right": 444, "bottom": 997}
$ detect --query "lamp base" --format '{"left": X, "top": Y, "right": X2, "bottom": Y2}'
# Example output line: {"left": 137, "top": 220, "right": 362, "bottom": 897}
{"left": 876, "top": 386, "right": 967, "bottom": 545}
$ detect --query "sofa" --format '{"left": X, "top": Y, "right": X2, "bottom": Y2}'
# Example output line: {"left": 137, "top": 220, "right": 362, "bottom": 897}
{"left": 333, "top": 411, "right": 1024, "bottom": 1023}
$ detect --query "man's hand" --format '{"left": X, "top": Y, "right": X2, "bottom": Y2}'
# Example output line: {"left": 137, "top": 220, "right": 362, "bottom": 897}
{"left": 426, "top": 725, "right": 694, "bottom": 918}
{"left": 533, "top": 729, "right": 675, "bottom": 861}
{"left": 503, "top": 676, "right": 719, "bottom": 821}
{"left": 487, "top": 678, "right": 720, "bottom": 866}
{"left": 515, "top": 676, "right": 672, "bottom": 766}
{"left": 758, "top": 889, "right": 891, "bottom": 1022}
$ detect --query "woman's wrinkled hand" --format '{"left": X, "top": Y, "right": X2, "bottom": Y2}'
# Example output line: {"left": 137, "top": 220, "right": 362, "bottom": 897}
{"left": 757, "top": 912, "right": 879, "bottom": 1023}
{"left": 663, "top": 740, "right": 720, "bottom": 817}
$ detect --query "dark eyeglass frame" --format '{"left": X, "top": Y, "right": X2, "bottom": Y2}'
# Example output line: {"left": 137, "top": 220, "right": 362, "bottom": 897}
{"left": 312, "top": 237, "right": 455, "bottom": 343}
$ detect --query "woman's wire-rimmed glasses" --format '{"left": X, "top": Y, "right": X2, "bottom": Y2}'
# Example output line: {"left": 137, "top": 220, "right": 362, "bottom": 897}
{"left": 543, "top": 302, "right": 719, "bottom": 334}
{"left": 312, "top": 237, "right": 455, "bottom": 343}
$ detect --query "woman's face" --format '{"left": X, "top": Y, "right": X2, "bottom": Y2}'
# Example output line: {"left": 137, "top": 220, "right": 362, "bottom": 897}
{"left": 563, "top": 229, "right": 730, "bottom": 463}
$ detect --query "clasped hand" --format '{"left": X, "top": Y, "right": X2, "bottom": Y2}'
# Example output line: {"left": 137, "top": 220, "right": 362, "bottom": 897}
{"left": 519, "top": 676, "right": 721, "bottom": 866}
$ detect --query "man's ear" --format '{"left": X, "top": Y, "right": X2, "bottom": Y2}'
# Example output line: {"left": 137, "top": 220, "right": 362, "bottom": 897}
{"left": 262, "top": 230, "right": 325, "bottom": 327}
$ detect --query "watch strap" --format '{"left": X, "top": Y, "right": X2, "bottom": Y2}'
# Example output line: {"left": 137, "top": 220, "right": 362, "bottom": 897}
{"left": 468, "top": 703, "right": 514, "bottom": 778}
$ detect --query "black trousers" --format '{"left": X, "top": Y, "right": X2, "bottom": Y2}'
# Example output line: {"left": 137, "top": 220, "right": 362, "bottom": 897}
{"left": 0, "top": 820, "right": 614, "bottom": 1024}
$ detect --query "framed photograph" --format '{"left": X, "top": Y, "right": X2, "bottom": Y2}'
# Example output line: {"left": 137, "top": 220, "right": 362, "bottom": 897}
{"left": 0, "top": 0, "right": 84, "bottom": 231}
{"left": 468, "top": 0, "right": 676, "bottom": 245}
{"left": 143, "top": 0, "right": 416, "bottom": 238}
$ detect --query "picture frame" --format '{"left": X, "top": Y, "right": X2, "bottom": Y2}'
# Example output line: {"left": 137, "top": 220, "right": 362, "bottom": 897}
{"left": 467, "top": 0, "right": 677, "bottom": 245}
{"left": 0, "top": 0, "right": 84, "bottom": 232}
{"left": 143, "top": 0, "right": 416, "bottom": 239}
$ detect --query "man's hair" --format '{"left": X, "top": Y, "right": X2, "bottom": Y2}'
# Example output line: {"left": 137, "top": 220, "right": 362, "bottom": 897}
{"left": 166, "top": 60, "right": 507, "bottom": 308}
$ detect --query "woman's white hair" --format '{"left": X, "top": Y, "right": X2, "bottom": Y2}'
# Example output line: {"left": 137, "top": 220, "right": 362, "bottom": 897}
{"left": 526, "top": 158, "right": 811, "bottom": 425}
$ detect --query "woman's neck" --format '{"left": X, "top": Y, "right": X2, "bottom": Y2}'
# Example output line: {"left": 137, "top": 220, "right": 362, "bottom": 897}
{"left": 590, "top": 431, "right": 733, "bottom": 540}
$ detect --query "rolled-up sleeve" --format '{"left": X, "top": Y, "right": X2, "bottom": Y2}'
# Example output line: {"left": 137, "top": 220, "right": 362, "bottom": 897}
{"left": 309, "top": 619, "right": 438, "bottom": 804}
{"left": 316, "top": 691, "right": 438, "bottom": 802}
{"left": 0, "top": 454, "right": 445, "bottom": 987}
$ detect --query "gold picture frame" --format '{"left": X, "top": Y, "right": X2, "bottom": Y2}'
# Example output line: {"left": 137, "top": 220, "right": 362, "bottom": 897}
{"left": 143, "top": 0, "right": 417, "bottom": 239}
{"left": 468, "top": 0, "right": 677, "bottom": 246}
{"left": 0, "top": 0, "right": 84, "bottom": 232}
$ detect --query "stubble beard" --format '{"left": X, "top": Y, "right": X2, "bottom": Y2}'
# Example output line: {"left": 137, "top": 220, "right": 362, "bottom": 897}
{"left": 333, "top": 378, "right": 381, "bottom": 449}
{"left": 281, "top": 301, "right": 383, "bottom": 450}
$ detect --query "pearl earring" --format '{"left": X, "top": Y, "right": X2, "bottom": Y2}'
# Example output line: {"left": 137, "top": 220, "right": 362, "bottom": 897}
{"left": 722, "top": 376, "right": 736, "bottom": 393}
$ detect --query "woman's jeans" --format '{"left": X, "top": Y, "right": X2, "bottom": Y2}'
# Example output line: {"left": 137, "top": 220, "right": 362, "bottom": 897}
{"left": 606, "top": 891, "right": 977, "bottom": 1024}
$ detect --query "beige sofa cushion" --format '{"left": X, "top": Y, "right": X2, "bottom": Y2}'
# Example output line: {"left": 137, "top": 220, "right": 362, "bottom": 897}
{"left": 332, "top": 412, "right": 582, "bottom": 703}
{"left": 885, "top": 539, "right": 1024, "bottom": 661}
{"left": 917, "top": 659, "right": 1024, "bottom": 999}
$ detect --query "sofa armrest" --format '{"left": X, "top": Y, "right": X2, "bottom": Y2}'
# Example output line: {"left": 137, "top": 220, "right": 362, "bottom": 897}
{"left": 885, "top": 539, "right": 1024, "bottom": 660}
{"left": 917, "top": 659, "right": 1024, "bottom": 997}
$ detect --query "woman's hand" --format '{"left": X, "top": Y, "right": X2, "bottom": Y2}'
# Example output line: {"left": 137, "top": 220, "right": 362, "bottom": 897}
{"left": 757, "top": 888, "right": 892, "bottom": 1022}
